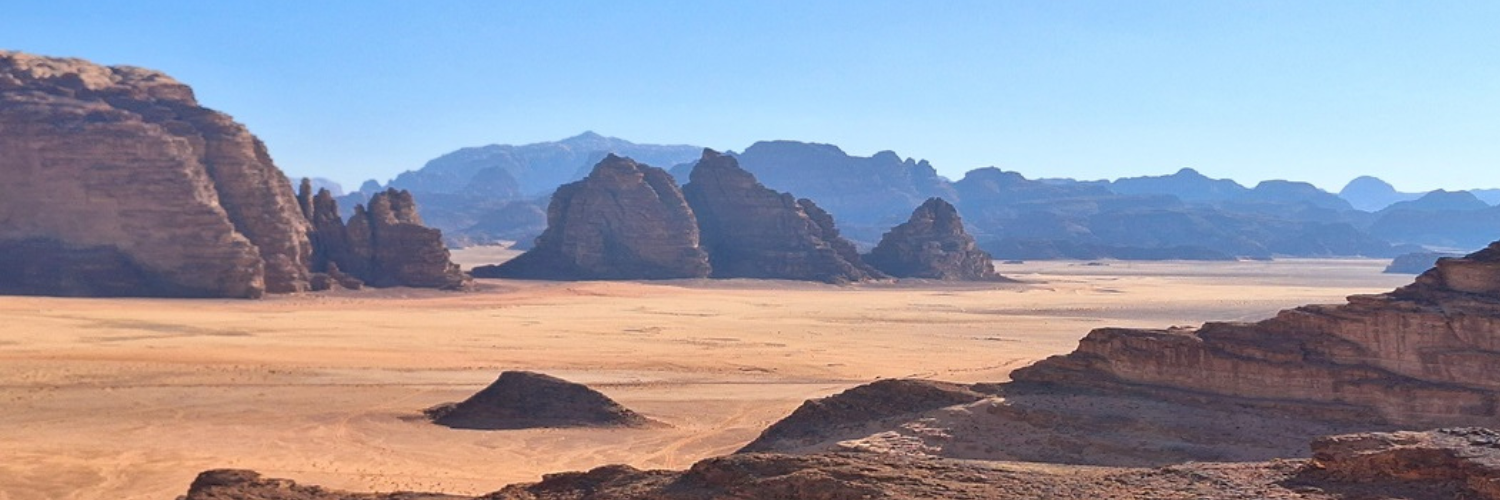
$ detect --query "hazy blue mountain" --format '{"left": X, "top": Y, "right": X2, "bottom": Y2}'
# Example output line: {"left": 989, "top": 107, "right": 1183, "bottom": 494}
{"left": 1339, "top": 176, "right": 1422, "bottom": 212}
{"left": 1473, "top": 189, "right": 1500, "bottom": 206}
{"left": 1106, "top": 168, "right": 1249, "bottom": 202}
{"left": 389, "top": 131, "right": 703, "bottom": 197}
{"left": 1379, "top": 190, "right": 1491, "bottom": 214}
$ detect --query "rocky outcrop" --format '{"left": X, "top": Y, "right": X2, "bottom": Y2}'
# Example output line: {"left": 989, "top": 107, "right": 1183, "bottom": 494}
{"left": 471, "top": 155, "right": 710, "bottom": 280}
{"left": 683, "top": 149, "right": 886, "bottom": 283}
{"left": 740, "top": 379, "right": 990, "bottom": 453}
{"left": 0, "top": 51, "right": 467, "bottom": 297}
{"left": 298, "top": 184, "right": 469, "bottom": 290}
{"left": 1310, "top": 428, "right": 1500, "bottom": 499}
{"left": 425, "top": 371, "right": 654, "bottom": 430}
{"left": 0, "top": 51, "right": 314, "bottom": 297}
{"left": 184, "top": 428, "right": 1500, "bottom": 500}
{"left": 865, "top": 198, "right": 1002, "bottom": 280}
{"left": 1009, "top": 239, "right": 1500, "bottom": 429}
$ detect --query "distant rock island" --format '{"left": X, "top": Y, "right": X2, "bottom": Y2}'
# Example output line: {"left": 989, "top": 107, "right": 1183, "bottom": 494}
{"left": 865, "top": 198, "right": 1002, "bottom": 280}
{"left": 377, "top": 134, "right": 1497, "bottom": 261}
{"left": 0, "top": 51, "right": 466, "bottom": 297}
{"left": 482, "top": 150, "right": 911, "bottom": 284}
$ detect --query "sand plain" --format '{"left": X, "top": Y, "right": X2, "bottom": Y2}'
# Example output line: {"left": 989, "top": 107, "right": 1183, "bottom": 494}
{"left": 0, "top": 255, "right": 1412, "bottom": 500}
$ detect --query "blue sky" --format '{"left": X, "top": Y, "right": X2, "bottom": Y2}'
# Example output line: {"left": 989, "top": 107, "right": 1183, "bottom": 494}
{"left": 4, "top": 1, "right": 1497, "bottom": 191}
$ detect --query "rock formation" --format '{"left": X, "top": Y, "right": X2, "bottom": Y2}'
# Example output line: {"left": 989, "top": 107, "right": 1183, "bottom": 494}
{"left": 0, "top": 51, "right": 313, "bottom": 298}
{"left": 1310, "top": 427, "right": 1500, "bottom": 499}
{"left": 471, "top": 155, "right": 710, "bottom": 280}
{"left": 865, "top": 198, "right": 1002, "bottom": 280}
{"left": 425, "top": 371, "right": 654, "bottom": 430}
{"left": 183, "top": 428, "right": 1500, "bottom": 499}
{"left": 0, "top": 51, "right": 468, "bottom": 297}
{"left": 1009, "top": 240, "right": 1500, "bottom": 429}
{"left": 682, "top": 149, "right": 885, "bottom": 283}
{"left": 740, "top": 379, "right": 990, "bottom": 453}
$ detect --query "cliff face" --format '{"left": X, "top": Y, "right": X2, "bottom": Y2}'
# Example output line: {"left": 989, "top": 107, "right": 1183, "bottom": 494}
{"left": 682, "top": 149, "right": 885, "bottom": 284}
{"left": 473, "top": 154, "right": 710, "bottom": 280}
{"left": 1011, "top": 240, "right": 1500, "bottom": 429}
{"left": 0, "top": 51, "right": 313, "bottom": 297}
{"left": 0, "top": 51, "right": 467, "bottom": 297}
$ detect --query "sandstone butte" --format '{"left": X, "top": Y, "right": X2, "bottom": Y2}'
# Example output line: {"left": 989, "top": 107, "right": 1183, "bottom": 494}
{"left": 864, "top": 197, "right": 1004, "bottom": 281}
{"left": 683, "top": 149, "right": 885, "bottom": 284}
{"left": 0, "top": 51, "right": 466, "bottom": 297}
{"left": 478, "top": 149, "right": 887, "bottom": 284}
{"left": 471, "top": 154, "right": 710, "bottom": 280}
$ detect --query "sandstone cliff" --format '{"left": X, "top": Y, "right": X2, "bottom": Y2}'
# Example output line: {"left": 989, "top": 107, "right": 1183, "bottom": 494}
{"left": 1009, "top": 240, "right": 1500, "bottom": 429}
{"left": 0, "top": 51, "right": 313, "bottom": 297}
{"left": 472, "top": 154, "right": 710, "bottom": 280}
{"left": 865, "top": 197, "right": 1002, "bottom": 280}
{"left": 682, "top": 149, "right": 885, "bottom": 283}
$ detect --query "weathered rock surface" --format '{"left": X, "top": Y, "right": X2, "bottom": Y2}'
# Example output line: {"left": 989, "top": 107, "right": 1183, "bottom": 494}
{"left": 184, "top": 428, "right": 1500, "bottom": 500}
{"left": 683, "top": 149, "right": 885, "bottom": 283}
{"left": 1310, "top": 427, "right": 1500, "bottom": 499}
{"left": 865, "top": 198, "right": 1002, "bottom": 280}
{"left": 740, "top": 379, "right": 990, "bottom": 453}
{"left": 425, "top": 371, "right": 654, "bottom": 430}
{"left": 472, "top": 155, "right": 710, "bottom": 280}
{"left": 0, "top": 51, "right": 313, "bottom": 297}
{"left": 1009, "top": 239, "right": 1500, "bottom": 429}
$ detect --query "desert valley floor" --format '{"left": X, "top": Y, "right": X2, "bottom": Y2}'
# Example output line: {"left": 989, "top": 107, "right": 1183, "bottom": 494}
{"left": 0, "top": 252, "right": 1415, "bottom": 500}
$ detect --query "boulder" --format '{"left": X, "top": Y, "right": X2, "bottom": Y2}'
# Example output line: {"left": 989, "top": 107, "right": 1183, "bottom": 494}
{"left": 683, "top": 149, "right": 885, "bottom": 283}
{"left": 865, "top": 198, "right": 1002, "bottom": 280}
{"left": 425, "top": 371, "right": 655, "bottom": 430}
{"left": 471, "top": 155, "right": 710, "bottom": 280}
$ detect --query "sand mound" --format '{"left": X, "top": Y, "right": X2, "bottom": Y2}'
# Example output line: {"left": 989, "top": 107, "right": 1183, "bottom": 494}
{"left": 424, "top": 371, "right": 655, "bottom": 430}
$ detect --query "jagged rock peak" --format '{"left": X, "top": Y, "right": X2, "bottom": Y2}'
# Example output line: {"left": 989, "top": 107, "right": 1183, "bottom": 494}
{"left": 472, "top": 154, "right": 710, "bottom": 280}
{"left": 865, "top": 197, "right": 1003, "bottom": 280}
{"left": 683, "top": 149, "right": 886, "bottom": 284}
{"left": 425, "top": 371, "right": 656, "bottom": 430}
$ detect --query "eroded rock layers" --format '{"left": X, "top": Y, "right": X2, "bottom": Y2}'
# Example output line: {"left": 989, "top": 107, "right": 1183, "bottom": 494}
{"left": 472, "top": 154, "right": 710, "bottom": 280}
{"left": 865, "top": 197, "right": 1001, "bottom": 280}
{"left": 0, "top": 51, "right": 466, "bottom": 297}
{"left": 683, "top": 149, "right": 885, "bottom": 283}
{"left": 1011, "top": 240, "right": 1500, "bottom": 428}
{"left": 0, "top": 51, "right": 311, "bottom": 298}
{"left": 298, "top": 183, "right": 469, "bottom": 290}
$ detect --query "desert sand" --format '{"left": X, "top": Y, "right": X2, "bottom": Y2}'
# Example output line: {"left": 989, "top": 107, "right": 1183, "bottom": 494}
{"left": 0, "top": 255, "right": 1411, "bottom": 500}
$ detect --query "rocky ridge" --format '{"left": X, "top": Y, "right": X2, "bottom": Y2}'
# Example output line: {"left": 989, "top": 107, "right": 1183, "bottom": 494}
{"left": 864, "top": 197, "right": 1002, "bottom": 280}
{"left": 183, "top": 428, "right": 1500, "bottom": 500}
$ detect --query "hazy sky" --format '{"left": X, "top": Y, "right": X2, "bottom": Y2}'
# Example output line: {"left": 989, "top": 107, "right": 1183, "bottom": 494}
{"left": 4, "top": 1, "right": 1497, "bottom": 191}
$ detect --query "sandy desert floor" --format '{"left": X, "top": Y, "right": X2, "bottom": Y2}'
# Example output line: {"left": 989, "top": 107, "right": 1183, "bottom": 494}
{"left": 0, "top": 255, "right": 1413, "bottom": 500}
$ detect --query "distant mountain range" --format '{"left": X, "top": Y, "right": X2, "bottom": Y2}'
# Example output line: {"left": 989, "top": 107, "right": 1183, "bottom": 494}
{"left": 344, "top": 133, "right": 1499, "bottom": 259}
